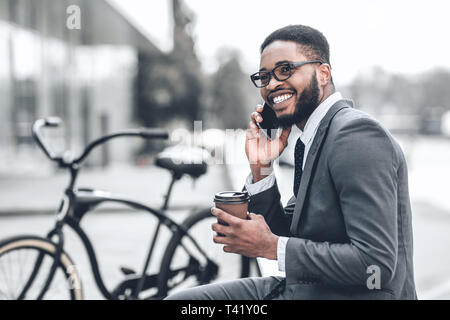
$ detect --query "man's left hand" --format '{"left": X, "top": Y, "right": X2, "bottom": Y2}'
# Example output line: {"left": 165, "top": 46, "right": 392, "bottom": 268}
{"left": 211, "top": 207, "right": 278, "bottom": 260}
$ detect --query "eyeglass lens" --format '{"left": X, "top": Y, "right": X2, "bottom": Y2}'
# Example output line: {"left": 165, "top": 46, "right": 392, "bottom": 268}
{"left": 252, "top": 64, "right": 292, "bottom": 87}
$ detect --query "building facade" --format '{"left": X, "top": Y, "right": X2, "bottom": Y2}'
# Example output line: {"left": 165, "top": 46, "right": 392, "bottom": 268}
{"left": 0, "top": 0, "right": 161, "bottom": 173}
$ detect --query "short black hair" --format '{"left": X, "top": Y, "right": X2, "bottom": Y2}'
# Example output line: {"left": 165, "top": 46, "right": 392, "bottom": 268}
{"left": 260, "top": 25, "right": 331, "bottom": 66}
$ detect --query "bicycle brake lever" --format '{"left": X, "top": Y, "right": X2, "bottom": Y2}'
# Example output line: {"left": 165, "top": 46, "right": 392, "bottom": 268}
{"left": 45, "top": 117, "right": 62, "bottom": 127}
{"left": 120, "top": 266, "right": 137, "bottom": 275}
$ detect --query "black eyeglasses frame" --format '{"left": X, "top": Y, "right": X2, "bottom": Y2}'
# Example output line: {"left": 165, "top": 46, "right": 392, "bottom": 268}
{"left": 250, "top": 60, "right": 323, "bottom": 88}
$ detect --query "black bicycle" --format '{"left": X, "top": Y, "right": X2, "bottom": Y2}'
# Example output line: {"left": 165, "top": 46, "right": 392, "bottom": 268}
{"left": 0, "top": 117, "right": 256, "bottom": 300}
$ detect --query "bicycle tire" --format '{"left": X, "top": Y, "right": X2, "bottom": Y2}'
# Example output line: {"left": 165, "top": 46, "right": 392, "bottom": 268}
{"left": 0, "top": 235, "right": 83, "bottom": 300}
{"left": 157, "top": 208, "right": 251, "bottom": 298}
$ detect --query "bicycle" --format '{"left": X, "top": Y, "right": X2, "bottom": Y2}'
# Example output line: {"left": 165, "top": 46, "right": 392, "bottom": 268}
{"left": 0, "top": 117, "right": 256, "bottom": 300}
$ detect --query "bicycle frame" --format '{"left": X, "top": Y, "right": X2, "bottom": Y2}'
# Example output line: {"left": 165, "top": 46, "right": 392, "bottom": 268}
{"left": 26, "top": 184, "right": 209, "bottom": 300}
{"left": 37, "top": 165, "right": 212, "bottom": 299}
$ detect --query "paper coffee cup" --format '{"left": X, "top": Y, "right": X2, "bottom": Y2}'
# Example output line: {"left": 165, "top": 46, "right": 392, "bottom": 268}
{"left": 213, "top": 191, "right": 249, "bottom": 236}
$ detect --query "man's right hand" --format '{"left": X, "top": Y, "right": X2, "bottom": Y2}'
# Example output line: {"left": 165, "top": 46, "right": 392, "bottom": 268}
{"left": 245, "top": 104, "right": 291, "bottom": 182}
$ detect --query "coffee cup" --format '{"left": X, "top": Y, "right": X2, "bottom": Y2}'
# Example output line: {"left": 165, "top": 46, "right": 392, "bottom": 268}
{"left": 213, "top": 191, "right": 249, "bottom": 236}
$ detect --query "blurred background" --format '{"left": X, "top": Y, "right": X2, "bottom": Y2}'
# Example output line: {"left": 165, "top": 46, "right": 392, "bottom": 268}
{"left": 0, "top": 0, "right": 450, "bottom": 299}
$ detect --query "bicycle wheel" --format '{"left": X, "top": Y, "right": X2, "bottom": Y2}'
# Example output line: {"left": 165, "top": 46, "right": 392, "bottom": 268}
{"left": 0, "top": 235, "right": 83, "bottom": 300}
{"left": 157, "top": 208, "right": 251, "bottom": 298}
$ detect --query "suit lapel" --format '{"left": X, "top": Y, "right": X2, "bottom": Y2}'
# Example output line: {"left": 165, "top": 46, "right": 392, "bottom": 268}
{"left": 289, "top": 99, "right": 352, "bottom": 235}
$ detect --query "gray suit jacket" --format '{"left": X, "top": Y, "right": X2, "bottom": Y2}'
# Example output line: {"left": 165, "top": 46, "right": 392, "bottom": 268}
{"left": 249, "top": 99, "right": 417, "bottom": 299}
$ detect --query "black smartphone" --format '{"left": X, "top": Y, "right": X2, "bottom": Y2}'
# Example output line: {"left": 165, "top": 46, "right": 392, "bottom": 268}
{"left": 257, "top": 102, "right": 279, "bottom": 139}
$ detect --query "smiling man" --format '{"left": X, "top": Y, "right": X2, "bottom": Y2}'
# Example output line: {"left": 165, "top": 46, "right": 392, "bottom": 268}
{"left": 166, "top": 25, "right": 417, "bottom": 300}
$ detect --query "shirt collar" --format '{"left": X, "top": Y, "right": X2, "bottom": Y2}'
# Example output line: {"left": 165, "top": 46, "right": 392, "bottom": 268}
{"left": 300, "top": 92, "right": 343, "bottom": 146}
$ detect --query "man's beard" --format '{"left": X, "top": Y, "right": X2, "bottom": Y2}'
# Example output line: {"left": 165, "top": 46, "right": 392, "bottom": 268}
{"left": 276, "top": 72, "right": 320, "bottom": 129}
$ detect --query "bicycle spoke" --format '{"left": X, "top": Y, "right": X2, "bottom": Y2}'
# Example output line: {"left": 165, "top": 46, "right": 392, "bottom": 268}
{"left": 3, "top": 252, "right": 13, "bottom": 298}
{"left": 16, "top": 249, "right": 29, "bottom": 298}
{"left": 0, "top": 259, "right": 9, "bottom": 298}
{"left": 17, "top": 249, "right": 31, "bottom": 297}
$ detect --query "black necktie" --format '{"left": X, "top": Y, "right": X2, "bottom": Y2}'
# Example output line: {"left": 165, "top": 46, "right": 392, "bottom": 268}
{"left": 293, "top": 138, "right": 305, "bottom": 196}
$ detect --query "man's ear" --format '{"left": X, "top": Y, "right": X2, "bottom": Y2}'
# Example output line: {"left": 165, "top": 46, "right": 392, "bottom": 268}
{"left": 318, "top": 63, "right": 332, "bottom": 86}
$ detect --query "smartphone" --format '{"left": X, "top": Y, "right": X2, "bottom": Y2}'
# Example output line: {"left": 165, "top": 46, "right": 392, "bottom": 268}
{"left": 257, "top": 102, "right": 279, "bottom": 140}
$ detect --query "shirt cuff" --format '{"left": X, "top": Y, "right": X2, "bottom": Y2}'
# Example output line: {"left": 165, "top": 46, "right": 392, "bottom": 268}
{"left": 277, "top": 236, "right": 289, "bottom": 272}
{"left": 244, "top": 170, "right": 276, "bottom": 196}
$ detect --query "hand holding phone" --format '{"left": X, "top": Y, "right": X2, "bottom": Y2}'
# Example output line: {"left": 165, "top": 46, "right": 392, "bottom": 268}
{"left": 246, "top": 103, "right": 291, "bottom": 182}
{"left": 256, "top": 102, "right": 279, "bottom": 140}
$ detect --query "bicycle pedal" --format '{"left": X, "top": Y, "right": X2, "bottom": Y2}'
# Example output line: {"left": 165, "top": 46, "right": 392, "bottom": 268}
{"left": 120, "top": 266, "right": 137, "bottom": 275}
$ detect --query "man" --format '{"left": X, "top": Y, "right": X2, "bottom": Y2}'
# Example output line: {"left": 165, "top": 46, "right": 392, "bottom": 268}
{"left": 166, "top": 24, "right": 417, "bottom": 300}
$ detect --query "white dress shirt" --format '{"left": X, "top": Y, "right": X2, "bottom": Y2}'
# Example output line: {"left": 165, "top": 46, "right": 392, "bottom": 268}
{"left": 245, "top": 92, "right": 343, "bottom": 272}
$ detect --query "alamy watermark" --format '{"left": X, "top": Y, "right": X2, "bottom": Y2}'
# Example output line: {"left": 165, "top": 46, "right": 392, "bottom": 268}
{"left": 170, "top": 120, "right": 282, "bottom": 174}
{"left": 66, "top": 264, "right": 82, "bottom": 291}
{"left": 66, "top": 5, "right": 81, "bottom": 30}
{"left": 366, "top": 265, "right": 381, "bottom": 290}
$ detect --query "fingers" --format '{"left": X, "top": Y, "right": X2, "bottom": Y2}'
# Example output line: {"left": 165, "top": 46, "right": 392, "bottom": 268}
{"left": 251, "top": 111, "right": 262, "bottom": 124}
{"left": 211, "top": 207, "right": 242, "bottom": 227}
{"left": 247, "top": 108, "right": 260, "bottom": 138}
{"left": 212, "top": 232, "right": 231, "bottom": 245}
{"left": 211, "top": 220, "right": 231, "bottom": 237}
{"left": 211, "top": 221, "right": 233, "bottom": 245}
{"left": 247, "top": 212, "right": 258, "bottom": 220}
{"left": 251, "top": 104, "right": 264, "bottom": 124}
{"left": 247, "top": 104, "right": 267, "bottom": 141}
{"left": 247, "top": 119, "right": 259, "bottom": 137}
{"left": 248, "top": 212, "right": 264, "bottom": 222}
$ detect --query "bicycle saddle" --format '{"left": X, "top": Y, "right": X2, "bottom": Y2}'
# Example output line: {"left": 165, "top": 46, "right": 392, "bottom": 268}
{"left": 155, "top": 145, "right": 208, "bottom": 179}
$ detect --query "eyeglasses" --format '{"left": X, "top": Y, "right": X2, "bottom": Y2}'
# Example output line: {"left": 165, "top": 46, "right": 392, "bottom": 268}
{"left": 250, "top": 60, "right": 323, "bottom": 88}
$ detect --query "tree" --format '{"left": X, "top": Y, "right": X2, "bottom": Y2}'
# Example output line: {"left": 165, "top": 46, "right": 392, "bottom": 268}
{"left": 207, "top": 49, "right": 254, "bottom": 129}
{"left": 169, "top": 0, "right": 203, "bottom": 123}
{"left": 134, "top": 0, "right": 204, "bottom": 152}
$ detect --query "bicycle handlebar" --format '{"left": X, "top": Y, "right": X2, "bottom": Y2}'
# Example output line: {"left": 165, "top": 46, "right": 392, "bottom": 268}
{"left": 32, "top": 118, "right": 63, "bottom": 162}
{"left": 73, "top": 128, "right": 169, "bottom": 165}
{"left": 32, "top": 117, "right": 169, "bottom": 166}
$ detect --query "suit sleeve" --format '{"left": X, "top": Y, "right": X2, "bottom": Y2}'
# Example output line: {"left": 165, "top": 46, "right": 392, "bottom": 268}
{"left": 247, "top": 179, "right": 294, "bottom": 237}
{"left": 285, "top": 118, "right": 399, "bottom": 287}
